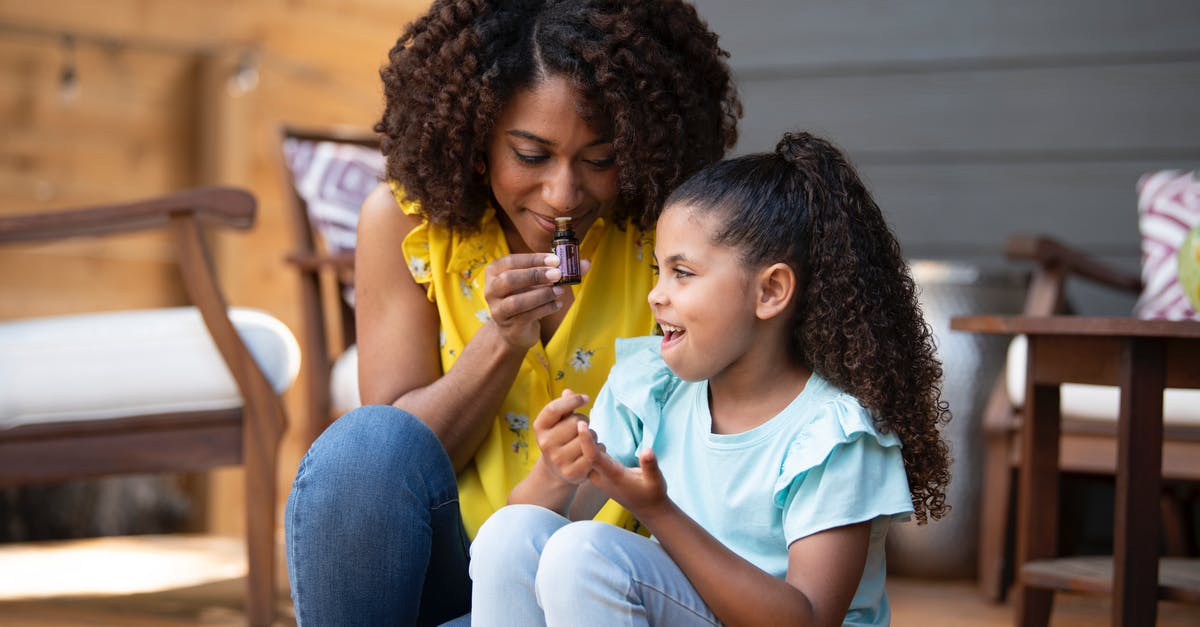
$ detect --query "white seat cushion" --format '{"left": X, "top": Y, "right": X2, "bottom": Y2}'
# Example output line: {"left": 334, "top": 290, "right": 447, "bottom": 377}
{"left": 330, "top": 344, "right": 361, "bottom": 416}
{"left": 1005, "top": 334, "right": 1200, "bottom": 425}
{"left": 0, "top": 307, "right": 300, "bottom": 429}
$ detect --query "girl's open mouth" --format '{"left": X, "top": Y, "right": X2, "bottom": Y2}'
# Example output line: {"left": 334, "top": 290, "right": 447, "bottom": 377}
{"left": 659, "top": 322, "right": 686, "bottom": 347}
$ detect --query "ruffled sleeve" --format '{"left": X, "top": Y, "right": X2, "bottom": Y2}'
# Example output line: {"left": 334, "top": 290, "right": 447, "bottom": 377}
{"left": 392, "top": 181, "right": 435, "bottom": 299}
{"left": 589, "top": 336, "right": 680, "bottom": 467}
{"left": 773, "top": 394, "right": 912, "bottom": 543}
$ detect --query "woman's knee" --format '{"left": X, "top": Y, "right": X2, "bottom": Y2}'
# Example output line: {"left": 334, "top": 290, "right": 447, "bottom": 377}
{"left": 292, "top": 405, "right": 452, "bottom": 496}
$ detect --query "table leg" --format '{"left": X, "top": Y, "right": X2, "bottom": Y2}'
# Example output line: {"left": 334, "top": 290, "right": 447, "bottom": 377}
{"left": 1015, "top": 337, "right": 1060, "bottom": 627}
{"left": 1112, "top": 338, "right": 1164, "bottom": 626}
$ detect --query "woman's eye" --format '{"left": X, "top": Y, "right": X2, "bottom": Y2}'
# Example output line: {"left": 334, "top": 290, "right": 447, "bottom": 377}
{"left": 514, "top": 150, "right": 548, "bottom": 164}
{"left": 586, "top": 156, "right": 616, "bottom": 169}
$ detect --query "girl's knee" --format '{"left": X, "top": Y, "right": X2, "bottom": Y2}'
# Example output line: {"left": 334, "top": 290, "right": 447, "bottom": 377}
{"left": 535, "top": 521, "right": 626, "bottom": 596}
{"left": 472, "top": 505, "right": 567, "bottom": 570}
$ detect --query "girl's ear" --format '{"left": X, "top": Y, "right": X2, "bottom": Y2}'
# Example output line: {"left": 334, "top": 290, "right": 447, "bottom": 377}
{"left": 754, "top": 262, "right": 796, "bottom": 320}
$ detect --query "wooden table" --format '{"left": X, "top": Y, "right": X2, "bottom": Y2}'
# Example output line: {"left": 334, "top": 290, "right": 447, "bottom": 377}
{"left": 950, "top": 315, "right": 1200, "bottom": 627}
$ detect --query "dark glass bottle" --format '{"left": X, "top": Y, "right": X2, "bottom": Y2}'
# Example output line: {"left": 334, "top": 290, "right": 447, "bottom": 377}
{"left": 552, "top": 216, "right": 582, "bottom": 285}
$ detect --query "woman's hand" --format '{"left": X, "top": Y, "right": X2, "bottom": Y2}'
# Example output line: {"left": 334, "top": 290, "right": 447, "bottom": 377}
{"left": 483, "top": 253, "right": 572, "bottom": 349}
{"left": 577, "top": 421, "right": 669, "bottom": 518}
{"left": 533, "top": 390, "right": 597, "bottom": 485}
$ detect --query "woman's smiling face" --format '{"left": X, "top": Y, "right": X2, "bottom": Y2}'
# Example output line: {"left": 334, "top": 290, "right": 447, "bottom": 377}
{"left": 648, "top": 203, "right": 761, "bottom": 383}
{"left": 486, "top": 74, "right": 620, "bottom": 254}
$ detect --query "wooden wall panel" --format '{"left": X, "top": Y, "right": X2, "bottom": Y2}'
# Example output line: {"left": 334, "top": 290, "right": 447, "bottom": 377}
{"left": 0, "top": 0, "right": 429, "bottom": 539}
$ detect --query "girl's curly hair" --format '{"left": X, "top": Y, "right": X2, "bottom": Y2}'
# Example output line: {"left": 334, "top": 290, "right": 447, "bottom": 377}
{"left": 666, "top": 131, "right": 952, "bottom": 523}
{"left": 376, "top": 0, "right": 741, "bottom": 232}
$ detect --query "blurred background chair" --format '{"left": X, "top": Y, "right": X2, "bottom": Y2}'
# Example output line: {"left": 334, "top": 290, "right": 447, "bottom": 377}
{"left": 280, "top": 125, "right": 382, "bottom": 447}
{"left": 975, "top": 234, "right": 1200, "bottom": 603}
{"left": 0, "top": 187, "right": 300, "bottom": 627}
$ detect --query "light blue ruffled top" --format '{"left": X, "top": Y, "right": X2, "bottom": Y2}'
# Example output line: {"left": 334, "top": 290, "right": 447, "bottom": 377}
{"left": 590, "top": 336, "right": 914, "bottom": 626}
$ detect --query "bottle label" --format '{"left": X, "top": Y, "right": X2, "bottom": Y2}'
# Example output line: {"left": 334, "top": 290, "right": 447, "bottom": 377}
{"left": 554, "top": 241, "right": 581, "bottom": 284}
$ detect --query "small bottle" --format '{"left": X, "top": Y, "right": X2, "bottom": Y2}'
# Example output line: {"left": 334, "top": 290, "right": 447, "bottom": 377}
{"left": 552, "top": 216, "right": 582, "bottom": 285}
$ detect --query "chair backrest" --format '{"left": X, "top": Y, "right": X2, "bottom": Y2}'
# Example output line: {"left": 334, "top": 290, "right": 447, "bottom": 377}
{"left": 279, "top": 125, "right": 384, "bottom": 343}
{"left": 279, "top": 125, "right": 384, "bottom": 444}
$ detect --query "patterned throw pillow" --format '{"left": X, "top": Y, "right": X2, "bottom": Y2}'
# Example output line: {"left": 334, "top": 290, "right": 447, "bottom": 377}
{"left": 1134, "top": 169, "right": 1200, "bottom": 320}
{"left": 282, "top": 137, "right": 386, "bottom": 306}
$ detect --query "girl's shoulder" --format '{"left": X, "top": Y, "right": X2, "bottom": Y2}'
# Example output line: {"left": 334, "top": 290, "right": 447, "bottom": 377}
{"left": 779, "top": 376, "right": 904, "bottom": 478}
{"left": 605, "top": 336, "right": 682, "bottom": 420}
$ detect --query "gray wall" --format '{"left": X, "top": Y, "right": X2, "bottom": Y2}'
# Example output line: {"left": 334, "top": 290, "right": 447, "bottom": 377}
{"left": 692, "top": 0, "right": 1200, "bottom": 315}
{"left": 688, "top": 0, "right": 1200, "bottom": 577}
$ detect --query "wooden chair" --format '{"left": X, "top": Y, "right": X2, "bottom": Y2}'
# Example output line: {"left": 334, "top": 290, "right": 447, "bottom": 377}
{"left": 958, "top": 234, "right": 1200, "bottom": 624}
{"left": 279, "top": 125, "right": 382, "bottom": 447}
{"left": 0, "top": 187, "right": 295, "bottom": 627}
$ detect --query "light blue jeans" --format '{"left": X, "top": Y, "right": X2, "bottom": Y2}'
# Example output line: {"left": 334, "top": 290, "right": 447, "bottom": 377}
{"left": 285, "top": 405, "right": 472, "bottom": 626}
{"left": 469, "top": 504, "right": 721, "bottom": 626}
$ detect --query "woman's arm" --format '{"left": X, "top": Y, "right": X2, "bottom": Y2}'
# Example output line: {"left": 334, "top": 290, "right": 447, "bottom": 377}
{"left": 579, "top": 428, "right": 870, "bottom": 627}
{"left": 355, "top": 182, "right": 560, "bottom": 470}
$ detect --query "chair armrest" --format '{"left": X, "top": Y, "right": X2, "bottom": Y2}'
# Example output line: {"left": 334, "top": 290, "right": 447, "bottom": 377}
{"left": 1005, "top": 234, "right": 1142, "bottom": 294}
{"left": 285, "top": 251, "right": 356, "bottom": 287}
{"left": 0, "top": 186, "right": 286, "bottom": 443}
{"left": 285, "top": 251, "right": 355, "bottom": 273}
{"left": 0, "top": 187, "right": 254, "bottom": 244}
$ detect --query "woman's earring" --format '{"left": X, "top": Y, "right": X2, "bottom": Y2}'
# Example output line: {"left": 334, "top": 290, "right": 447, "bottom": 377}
{"left": 475, "top": 161, "right": 487, "bottom": 175}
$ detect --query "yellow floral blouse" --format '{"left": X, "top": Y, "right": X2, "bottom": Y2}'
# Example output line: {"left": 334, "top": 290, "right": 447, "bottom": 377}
{"left": 393, "top": 183, "right": 658, "bottom": 539}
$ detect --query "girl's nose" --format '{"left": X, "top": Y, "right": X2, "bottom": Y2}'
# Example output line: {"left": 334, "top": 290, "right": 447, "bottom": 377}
{"left": 647, "top": 277, "right": 666, "bottom": 308}
{"left": 543, "top": 163, "right": 582, "bottom": 212}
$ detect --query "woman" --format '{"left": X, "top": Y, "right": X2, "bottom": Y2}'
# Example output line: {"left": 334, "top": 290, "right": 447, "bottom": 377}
{"left": 285, "top": 1, "right": 740, "bottom": 624}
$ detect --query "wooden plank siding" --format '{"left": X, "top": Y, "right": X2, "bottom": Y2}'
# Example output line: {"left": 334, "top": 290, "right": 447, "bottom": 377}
{"left": 0, "top": 0, "right": 428, "bottom": 537}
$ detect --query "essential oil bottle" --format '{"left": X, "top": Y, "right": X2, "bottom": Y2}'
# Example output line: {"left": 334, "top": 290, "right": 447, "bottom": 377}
{"left": 552, "top": 216, "right": 582, "bottom": 285}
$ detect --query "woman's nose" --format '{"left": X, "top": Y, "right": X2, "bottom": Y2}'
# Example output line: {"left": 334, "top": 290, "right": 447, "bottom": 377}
{"left": 542, "top": 163, "right": 582, "bottom": 212}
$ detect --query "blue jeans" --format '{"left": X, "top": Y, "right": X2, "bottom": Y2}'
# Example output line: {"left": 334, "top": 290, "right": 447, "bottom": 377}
{"left": 470, "top": 504, "right": 721, "bottom": 626}
{"left": 285, "top": 405, "right": 472, "bottom": 626}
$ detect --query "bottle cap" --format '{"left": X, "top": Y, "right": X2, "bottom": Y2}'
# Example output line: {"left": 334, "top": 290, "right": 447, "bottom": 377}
{"left": 555, "top": 216, "right": 572, "bottom": 229}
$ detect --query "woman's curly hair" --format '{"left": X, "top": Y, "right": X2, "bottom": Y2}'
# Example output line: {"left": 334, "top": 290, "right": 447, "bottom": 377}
{"left": 376, "top": 0, "right": 741, "bottom": 232}
{"left": 666, "top": 131, "right": 952, "bottom": 524}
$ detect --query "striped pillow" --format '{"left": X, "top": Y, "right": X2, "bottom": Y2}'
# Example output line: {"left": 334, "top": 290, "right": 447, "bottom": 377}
{"left": 283, "top": 137, "right": 386, "bottom": 306}
{"left": 1134, "top": 170, "right": 1200, "bottom": 320}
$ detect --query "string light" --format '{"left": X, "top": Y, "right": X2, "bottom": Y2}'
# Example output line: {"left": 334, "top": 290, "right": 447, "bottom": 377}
{"left": 58, "top": 34, "right": 79, "bottom": 103}
{"left": 0, "top": 21, "right": 360, "bottom": 104}
{"left": 227, "top": 49, "right": 260, "bottom": 96}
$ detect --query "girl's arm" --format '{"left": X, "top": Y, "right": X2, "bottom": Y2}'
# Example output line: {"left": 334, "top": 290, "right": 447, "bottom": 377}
{"left": 507, "top": 391, "right": 611, "bottom": 520}
{"left": 579, "top": 426, "right": 870, "bottom": 627}
{"left": 355, "top": 183, "right": 565, "bottom": 471}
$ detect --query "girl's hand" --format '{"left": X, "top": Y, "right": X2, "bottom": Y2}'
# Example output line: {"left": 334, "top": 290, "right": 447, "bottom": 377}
{"left": 577, "top": 421, "right": 669, "bottom": 517}
{"left": 483, "top": 253, "right": 573, "bottom": 350}
{"left": 533, "top": 390, "right": 595, "bottom": 485}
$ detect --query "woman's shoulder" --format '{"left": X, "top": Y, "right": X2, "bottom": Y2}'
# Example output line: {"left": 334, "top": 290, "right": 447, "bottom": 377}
{"left": 359, "top": 181, "right": 423, "bottom": 233}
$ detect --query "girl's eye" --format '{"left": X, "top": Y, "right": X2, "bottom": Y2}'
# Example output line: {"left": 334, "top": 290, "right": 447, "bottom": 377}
{"left": 672, "top": 267, "right": 692, "bottom": 279}
{"left": 649, "top": 264, "right": 660, "bottom": 275}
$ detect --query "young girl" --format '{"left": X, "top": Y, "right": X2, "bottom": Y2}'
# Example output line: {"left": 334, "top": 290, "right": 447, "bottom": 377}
{"left": 468, "top": 131, "right": 951, "bottom": 626}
